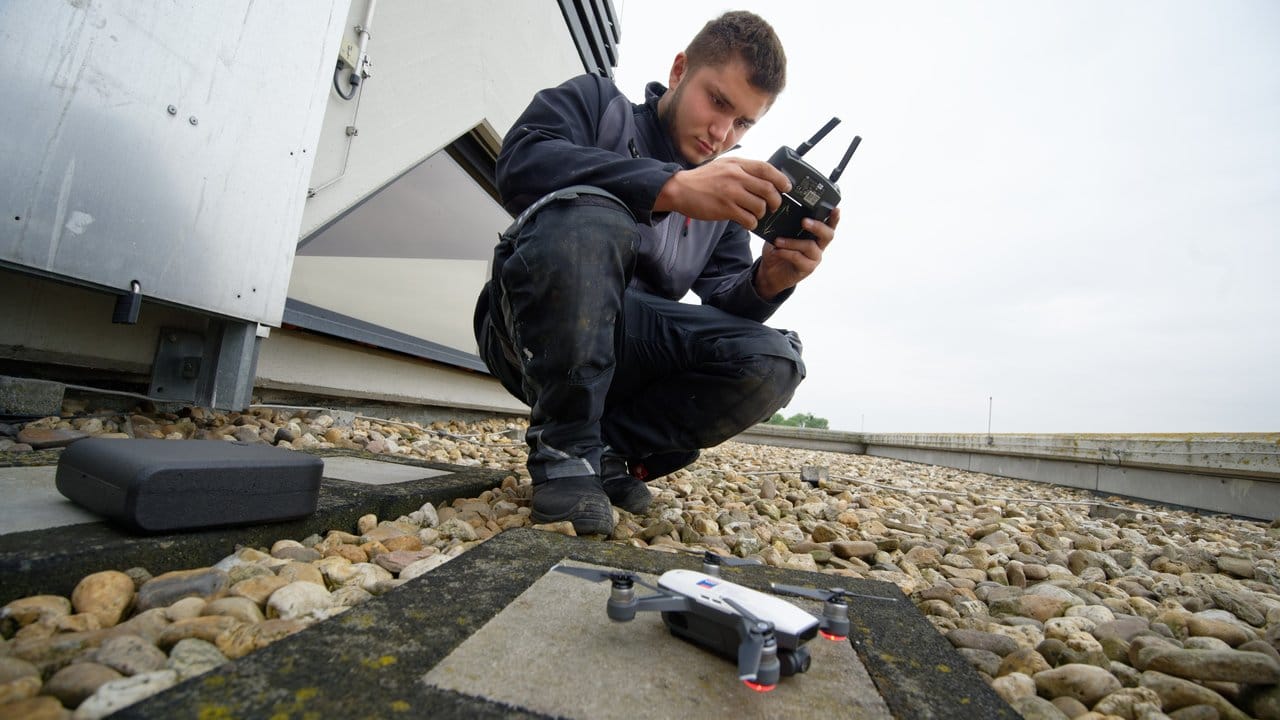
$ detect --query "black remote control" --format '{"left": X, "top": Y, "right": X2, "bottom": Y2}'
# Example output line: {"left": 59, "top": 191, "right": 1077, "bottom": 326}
{"left": 754, "top": 117, "right": 861, "bottom": 244}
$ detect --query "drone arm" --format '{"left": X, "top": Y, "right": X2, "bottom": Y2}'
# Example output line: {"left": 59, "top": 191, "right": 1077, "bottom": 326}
{"left": 632, "top": 593, "right": 695, "bottom": 614}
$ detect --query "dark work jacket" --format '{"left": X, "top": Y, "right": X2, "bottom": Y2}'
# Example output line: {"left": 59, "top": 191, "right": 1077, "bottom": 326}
{"left": 495, "top": 74, "right": 791, "bottom": 323}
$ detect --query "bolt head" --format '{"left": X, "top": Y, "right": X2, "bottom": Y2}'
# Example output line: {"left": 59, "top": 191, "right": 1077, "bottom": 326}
{"left": 188, "top": 116, "right": 199, "bottom": 126}
{"left": 166, "top": 105, "right": 177, "bottom": 115}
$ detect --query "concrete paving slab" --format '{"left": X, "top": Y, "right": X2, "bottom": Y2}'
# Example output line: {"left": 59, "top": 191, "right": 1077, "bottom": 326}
{"left": 322, "top": 455, "right": 451, "bottom": 484}
{"left": 424, "top": 560, "right": 892, "bottom": 719}
{"left": 120, "top": 529, "right": 1017, "bottom": 719}
{"left": 0, "top": 448, "right": 503, "bottom": 605}
{"left": 0, "top": 465, "right": 101, "bottom": 534}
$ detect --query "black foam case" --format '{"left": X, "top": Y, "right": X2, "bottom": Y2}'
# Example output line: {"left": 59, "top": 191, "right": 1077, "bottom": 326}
{"left": 56, "top": 439, "right": 324, "bottom": 532}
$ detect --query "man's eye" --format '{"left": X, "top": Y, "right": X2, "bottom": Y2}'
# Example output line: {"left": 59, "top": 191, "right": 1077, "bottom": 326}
{"left": 711, "top": 95, "right": 725, "bottom": 107}
{"left": 735, "top": 119, "right": 750, "bottom": 129}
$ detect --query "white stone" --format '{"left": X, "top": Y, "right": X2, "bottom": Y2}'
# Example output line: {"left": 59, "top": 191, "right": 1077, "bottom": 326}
{"left": 72, "top": 670, "right": 179, "bottom": 719}
{"left": 400, "top": 555, "right": 452, "bottom": 580}
{"left": 266, "top": 581, "right": 332, "bottom": 620}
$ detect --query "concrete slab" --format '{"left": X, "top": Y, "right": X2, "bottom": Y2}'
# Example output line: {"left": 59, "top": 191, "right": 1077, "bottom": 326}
{"left": 0, "top": 375, "right": 65, "bottom": 416}
{"left": 322, "top": 455, "right": 451, "bottom": 484}
{"left": 424, "top": 560, "right": 892, "bottom": 719}
{"left": 0, "top": 449, "right": 503, "bottom": 605}
{"left": 120, "top": 529, "right": 1017, "bottom": 719}
{"left": 0, "top": 465, "right": 101, "bottom": 534}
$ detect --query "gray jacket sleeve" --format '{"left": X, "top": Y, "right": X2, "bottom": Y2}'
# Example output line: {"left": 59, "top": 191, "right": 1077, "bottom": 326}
{"left": 496, "top": 74, "right": 678, "bottom": 224}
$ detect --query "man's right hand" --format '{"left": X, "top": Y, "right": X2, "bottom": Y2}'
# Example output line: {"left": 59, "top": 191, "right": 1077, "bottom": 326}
{"left": 653, "top": 157, "right": 791, "bottom": 230}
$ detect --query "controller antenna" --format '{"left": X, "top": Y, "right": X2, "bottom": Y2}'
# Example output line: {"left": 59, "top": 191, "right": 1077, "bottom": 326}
{"left": 795, "top": 117, "right": 841, "bottom": 157}
{"left": 828, "top": 135, "right": 862, "bottom": 184}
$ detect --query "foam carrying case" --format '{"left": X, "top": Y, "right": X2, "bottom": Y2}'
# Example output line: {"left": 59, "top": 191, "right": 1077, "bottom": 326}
{"left": 56, "top": 439, "right": 324, "bottom": 532}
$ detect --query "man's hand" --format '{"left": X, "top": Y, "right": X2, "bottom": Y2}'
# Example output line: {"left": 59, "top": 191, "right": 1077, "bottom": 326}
{"left": 753, "top": 207, "right": 840, "bottom": 301}
{"left": 654, "top": 157, "right": 791, "bottom": 230}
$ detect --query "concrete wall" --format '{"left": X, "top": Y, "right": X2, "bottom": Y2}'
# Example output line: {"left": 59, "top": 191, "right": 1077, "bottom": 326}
{"left": 734, "top": 426, "right": 1280, "bottom": 520}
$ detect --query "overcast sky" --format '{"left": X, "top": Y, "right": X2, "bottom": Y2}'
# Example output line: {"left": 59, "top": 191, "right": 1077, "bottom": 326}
{"left": 612, "top": 0, "right": 1280, "bottom": 434}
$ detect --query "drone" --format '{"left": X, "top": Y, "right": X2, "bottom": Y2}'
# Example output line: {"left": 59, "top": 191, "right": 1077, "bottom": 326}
{"left": 553, "top": 551, "right": 896, "bottom": 692}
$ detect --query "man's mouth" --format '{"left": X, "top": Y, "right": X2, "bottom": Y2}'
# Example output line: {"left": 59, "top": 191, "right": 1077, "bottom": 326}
{"left": 696, "top": 139, "right": 714, "bottom": 157}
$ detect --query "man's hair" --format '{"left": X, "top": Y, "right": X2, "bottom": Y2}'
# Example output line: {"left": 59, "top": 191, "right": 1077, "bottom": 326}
{"left": 685, "top": 11, "right": 787, "bottom": 96}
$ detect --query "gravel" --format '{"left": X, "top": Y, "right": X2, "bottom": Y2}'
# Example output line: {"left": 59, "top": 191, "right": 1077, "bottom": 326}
{"left": 3, "top": 406, "right": 1279, "bottom": 719}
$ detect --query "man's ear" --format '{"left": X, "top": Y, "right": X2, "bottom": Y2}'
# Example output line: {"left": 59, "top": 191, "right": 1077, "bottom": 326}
{"left": 668, "top": 52, "right": 688, "bottom": 89}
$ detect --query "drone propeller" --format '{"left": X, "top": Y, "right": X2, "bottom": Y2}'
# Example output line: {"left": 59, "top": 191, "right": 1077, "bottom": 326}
{"left": 769, "top": 583, "right": 897, "bottom": 604}
{"left": 553, "top": 564, "right": 669, "bottom": 623}
{"left": 770, "top": 583, "right": 895, "bottom": 642}
{"left": 722, "top": 596, "right": 781, "bottom": 691}
{"left": 552, "top": 564, "right": 660, "bottom": 592}
{"left": 679, "top": 548, "right": 762, "bottom": 577}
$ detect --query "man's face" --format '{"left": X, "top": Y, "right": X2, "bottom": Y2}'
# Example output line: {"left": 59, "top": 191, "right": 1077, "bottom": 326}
{"left": 659, "top": 52, "right": 775, "bottom": 165}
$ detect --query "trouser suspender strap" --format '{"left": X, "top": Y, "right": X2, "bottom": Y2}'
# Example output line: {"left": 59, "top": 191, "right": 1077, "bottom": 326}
{"left": 501, "top": 185, "right": 631, "bottom": 240}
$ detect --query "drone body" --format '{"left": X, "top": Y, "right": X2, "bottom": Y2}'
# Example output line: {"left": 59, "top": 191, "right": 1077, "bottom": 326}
{"left": 554, "top": 558, "right": 875, "bottom": 691}
{"left": 657, "top": 569, "right": 819, "bottom": 687}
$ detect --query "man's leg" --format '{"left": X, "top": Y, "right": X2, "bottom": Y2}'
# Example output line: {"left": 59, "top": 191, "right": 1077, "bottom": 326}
{"left": 478, "top": 196, "right": 637, "bottom": 534}
{"left": 598, "top": 291, "right": 805, "bottom": 509}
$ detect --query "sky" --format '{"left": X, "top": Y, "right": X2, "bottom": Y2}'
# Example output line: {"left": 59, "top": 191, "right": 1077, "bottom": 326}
{"left": 612, "top": 0, "right": 1280, "bottom": 434}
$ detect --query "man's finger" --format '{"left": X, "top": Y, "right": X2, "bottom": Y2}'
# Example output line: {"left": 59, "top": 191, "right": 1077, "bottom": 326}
{"left": 739, "top": 159, "right": 792, "bottom": 192}
{"left": 737, "top": 191, "right": 768, "bottom": 220}
{"left": 733, "top": 206, "right": 759, "bottom": 230}
{"left": 736, "top": 172, "right": 783, "bottom": 213}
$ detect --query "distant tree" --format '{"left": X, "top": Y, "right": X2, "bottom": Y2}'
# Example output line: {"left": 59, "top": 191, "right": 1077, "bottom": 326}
{"left": 766, "top": 412, "right": 829, "bottom": 429}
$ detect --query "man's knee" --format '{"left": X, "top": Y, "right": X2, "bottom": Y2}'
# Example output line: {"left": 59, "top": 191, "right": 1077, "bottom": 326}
{"left": 720, "top": 328, "right": 805, "bottom": 419}
{"left": 739, "top": 352, "right": 803, "bottom": 414}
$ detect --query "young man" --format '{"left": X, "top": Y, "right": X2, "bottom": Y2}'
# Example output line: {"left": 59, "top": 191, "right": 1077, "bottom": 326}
{"left": 473, "top": 11, "right": 839, "bottom": 535}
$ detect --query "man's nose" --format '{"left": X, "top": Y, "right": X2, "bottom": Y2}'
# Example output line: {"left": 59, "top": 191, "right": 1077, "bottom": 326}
{"left": 710, "top": 117, "right": 732, "bottom": 144}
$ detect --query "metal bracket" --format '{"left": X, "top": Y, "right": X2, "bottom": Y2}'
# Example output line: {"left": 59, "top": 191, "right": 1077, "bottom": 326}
{"left": 149, "top": 329, "right": 205, "bottom": 402}
{"left": 148, "top": 320, "right": 261, "bottom": 410}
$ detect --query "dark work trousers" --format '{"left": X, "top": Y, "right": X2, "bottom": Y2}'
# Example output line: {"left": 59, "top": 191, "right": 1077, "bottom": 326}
{"left": 473, "top": 194, "right": 805, "bottom": 486}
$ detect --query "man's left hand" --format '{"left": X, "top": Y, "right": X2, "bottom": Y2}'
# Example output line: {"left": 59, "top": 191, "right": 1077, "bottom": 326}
{"left": 753, "top": 207, "right": 840, "bottom": 301}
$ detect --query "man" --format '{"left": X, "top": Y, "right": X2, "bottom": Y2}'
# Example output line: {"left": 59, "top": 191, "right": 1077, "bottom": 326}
{"left": 473, "top": 11, "right": 839, "bottom": 536}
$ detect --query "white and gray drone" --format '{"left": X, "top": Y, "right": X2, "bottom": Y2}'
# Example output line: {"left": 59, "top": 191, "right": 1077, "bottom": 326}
{"left": 553, "top": 551, "right": 896, "bottom": 691}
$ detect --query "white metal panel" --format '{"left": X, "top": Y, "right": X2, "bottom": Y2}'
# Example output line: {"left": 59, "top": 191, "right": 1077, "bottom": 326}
{"left": 302, "top": 0, "right": 586, "bottom": 236}
{"left": 0, "top": 1, "right": 350, "bottom": 325}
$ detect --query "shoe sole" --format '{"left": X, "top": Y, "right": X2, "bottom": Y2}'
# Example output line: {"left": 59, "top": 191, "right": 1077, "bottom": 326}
{"left": 531, "top": 498, "right": 615, "bottom": 536}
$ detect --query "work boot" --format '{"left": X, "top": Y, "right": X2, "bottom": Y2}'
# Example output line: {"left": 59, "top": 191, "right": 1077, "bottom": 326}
{"left": 601, "top": 452, "right": 652, "bottom": 514}
{"left": 630, "top": 450, "right": 700, "bottom": 482}
{"left": 530, "top": 476, "right": 615, "bottom": 535}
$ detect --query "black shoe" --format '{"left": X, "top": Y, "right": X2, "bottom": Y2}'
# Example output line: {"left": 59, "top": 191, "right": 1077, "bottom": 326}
{"left": 530, "top": 476, "right": 615, "bottom": 535}
{"left": 630, "top": 450, "right": 700, "bottom": 482}
{"left": 601, "top": 453, "right": 652, "bottom": 514}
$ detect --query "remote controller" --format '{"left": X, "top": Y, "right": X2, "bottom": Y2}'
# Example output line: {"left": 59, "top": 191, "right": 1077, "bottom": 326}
{"left": 754, "top": 117, "right": 861, "bottom": 244}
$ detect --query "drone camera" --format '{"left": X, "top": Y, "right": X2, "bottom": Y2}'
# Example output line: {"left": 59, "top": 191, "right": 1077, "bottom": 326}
{"left": 754, "top": 117, "right": 862, "bottom": 244}
{"left": 778, "top": 645, "right": 811, "bottom": 676}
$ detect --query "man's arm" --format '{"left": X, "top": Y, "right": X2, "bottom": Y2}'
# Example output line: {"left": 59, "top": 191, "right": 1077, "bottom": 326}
{"left": 497, "top": 75, "right": 678, "bottom": 223}
{"left": 654, "top": 157, "right": 791, "bottom": 230}
{"left": 753, "top": 208, "right": 841, "bottom": 300}
{"left": 692, "top": 206, "right": 841, "bottom": 320}
{"left": 691, "top": 225, "right": 791, "bottom": 323}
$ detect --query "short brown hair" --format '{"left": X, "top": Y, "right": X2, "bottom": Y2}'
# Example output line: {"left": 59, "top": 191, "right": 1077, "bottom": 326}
{"left": 685, "top": 11, "right": 786, "bottom": 96}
